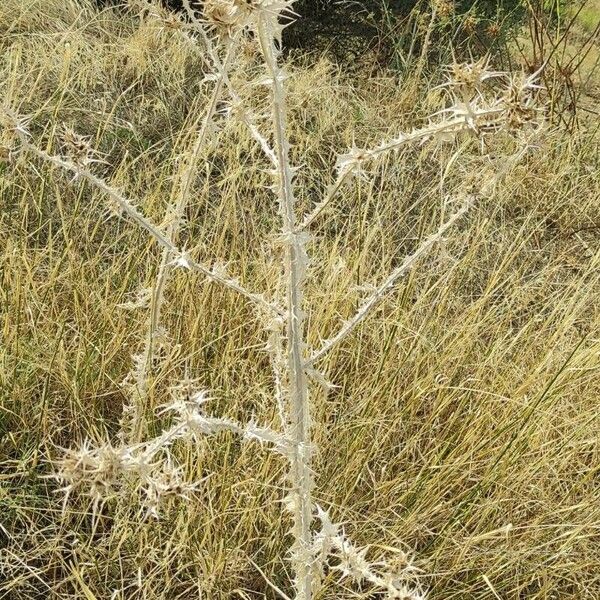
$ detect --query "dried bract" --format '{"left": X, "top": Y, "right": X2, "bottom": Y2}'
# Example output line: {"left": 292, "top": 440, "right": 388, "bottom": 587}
{"left": 502, "top": 71, "right": 544, "bottom": 131}
{"left": 203, "top": 0, "right": 253, "bottom": 35}
{"left": 59, "top": 125, "right": 99, "bottom": 167}
{"left": 141, "top": 459, "right": 200, "bottom": 519}
{"left": 447, "top": 57, "right": 503, "bottom": 96}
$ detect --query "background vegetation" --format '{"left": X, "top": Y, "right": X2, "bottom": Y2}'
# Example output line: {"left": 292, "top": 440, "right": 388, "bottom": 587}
{"left": 1, "top": 0, "right": 599, "bottom": 598}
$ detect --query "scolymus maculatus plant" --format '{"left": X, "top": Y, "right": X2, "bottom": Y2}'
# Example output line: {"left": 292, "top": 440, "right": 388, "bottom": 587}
{"left": 1, "top": 0, "right": 544, "bottom": 597}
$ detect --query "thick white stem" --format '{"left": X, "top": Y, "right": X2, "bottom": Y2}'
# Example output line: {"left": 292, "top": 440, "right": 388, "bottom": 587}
{"left": 256, "top": 16, "right": 314, "bottom": 600}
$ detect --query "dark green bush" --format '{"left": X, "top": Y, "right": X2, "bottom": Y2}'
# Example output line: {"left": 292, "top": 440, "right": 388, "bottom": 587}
{"left": 94, "top": 1, "right": 566, "bottom": 68}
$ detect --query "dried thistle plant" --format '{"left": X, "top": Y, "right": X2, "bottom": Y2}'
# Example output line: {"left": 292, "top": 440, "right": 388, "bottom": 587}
{"left": 2, "top": 0, "right": 546, "bottom": 597}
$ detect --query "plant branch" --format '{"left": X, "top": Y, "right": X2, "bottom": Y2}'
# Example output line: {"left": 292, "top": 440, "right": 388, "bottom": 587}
{"left": 182, "top": 0, "right": 277, "bottom": 166}
{"left": 300, "top": 111, "right": 504, "bottom": 231}
{"left": 307, "top": 199, "right": 471, "bottom": 366}
{"left": 307, "top": 136, "right": 535, "bottom": 366}
{"left": 15, "top": 132, "right": 283, "bottom": 317}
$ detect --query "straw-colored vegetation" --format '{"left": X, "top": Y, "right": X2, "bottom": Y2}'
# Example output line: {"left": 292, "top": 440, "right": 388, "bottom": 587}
{"left": 1, "top": 0, "right": 599, "bottom": 599}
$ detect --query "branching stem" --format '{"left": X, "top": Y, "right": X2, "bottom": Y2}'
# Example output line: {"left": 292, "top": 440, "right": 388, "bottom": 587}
{"left": 16, "top": 136, "right": 282, "bottom": 317}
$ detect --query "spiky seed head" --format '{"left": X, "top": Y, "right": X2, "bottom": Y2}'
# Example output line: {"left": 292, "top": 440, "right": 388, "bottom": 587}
{"left": 59, "top": 125, "right": 97, "bottom": 167}
{"left": 435, "top": 0, "right": 454, "bottom": 19}
{"left": 142, "top": 459, "right": 199, "bottom": 518}
{"left": 203, "top": 0, "right": 255, "bottom": 34}
{"left": 448, "top": 58, "right": 501, "bottom": 95}
{"left": 54, "top": 440, "right": 134, "bottom": 510}
{"left": 502, "top": 72, "right": 543, "bottom": 131}
{"left": 54, "top": 435, "right": 198, "bottom": 519}
{"left": 202, "top": 0, "right": 294, "bottom": 36}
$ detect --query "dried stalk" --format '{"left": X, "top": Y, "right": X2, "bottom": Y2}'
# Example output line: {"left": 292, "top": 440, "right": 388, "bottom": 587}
{"left": 182, "top": 0, "right": 277, "bottom": 166}
{"left": 308, "top": 199, "right": 471, "bottom": 366}
{"left": 55, "top": 387, "right": 294, "bottom": 519}
{"left": 300, "top": 110, "right": 503, "bottom": 230}
{"left": 256, "top": 11, "right": 315, "bottom": 599}
{"left": 127, "top": 34, "right": 240, "bottom": 442}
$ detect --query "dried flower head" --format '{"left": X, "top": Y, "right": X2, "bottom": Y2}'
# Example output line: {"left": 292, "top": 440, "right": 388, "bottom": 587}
{"left": 200, "top": 0, "right": 294, "bottom": 36}
{"left": 416, "top": 12, "right": 429, "bottom": 34}
{"left": 60, "top": 125, "right": 91, "bottom": 159}
{"left": 59, "top": 125, "right": 101, "bottom": 167}
{"left": 435, "top": 0, "right": 454, "bottom": 20}
{"left": 448, "top": 57, "right": 502, "bottom": 95}
{"left": 203, "top": 0, "right": 256, "bottom": 34}
{"left": 141, "top": 458, "right": 200, "bottom": 519}
{"left": 502, "top": 70, "right": 544, "bottom": 131}
{"left": 462, "top": 14, "right": 478, "bottom": 35}
{"left": 54, "top": 440, "right": 136, "bottom": 510}
{"left": 486, "top": 21, "right": 501, "bottom": 38}
{"left": 54, "top": 432, "right": 202, "bottom": 519}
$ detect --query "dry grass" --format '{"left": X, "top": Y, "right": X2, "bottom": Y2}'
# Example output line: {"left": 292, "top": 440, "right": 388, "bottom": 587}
{"left": 1, "top": 1, "right": 600, "bottom": 598}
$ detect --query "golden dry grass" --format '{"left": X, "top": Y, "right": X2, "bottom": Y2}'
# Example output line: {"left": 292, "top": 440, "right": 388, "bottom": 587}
{"left": 1, "top": 1, "right": 600, "bottom": 599}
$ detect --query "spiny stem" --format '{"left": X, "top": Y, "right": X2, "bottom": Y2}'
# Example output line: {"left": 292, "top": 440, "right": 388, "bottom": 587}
{"left": 131, "top": 35, "right": 239, "bottom": 442}
{"left": 300, "top": 112, "right": 504, "bottom": 230}
{"left": 182, "top": 0, "right": 277, "bottom": 165}
{"left": 307, "top": 138, "right": 534, "bottom": 367}
{"left": 308, "top": 199, "right": 471, "bottom": 366}
{"left": 256, "top": 14, "right": 314, "bottom": 600}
